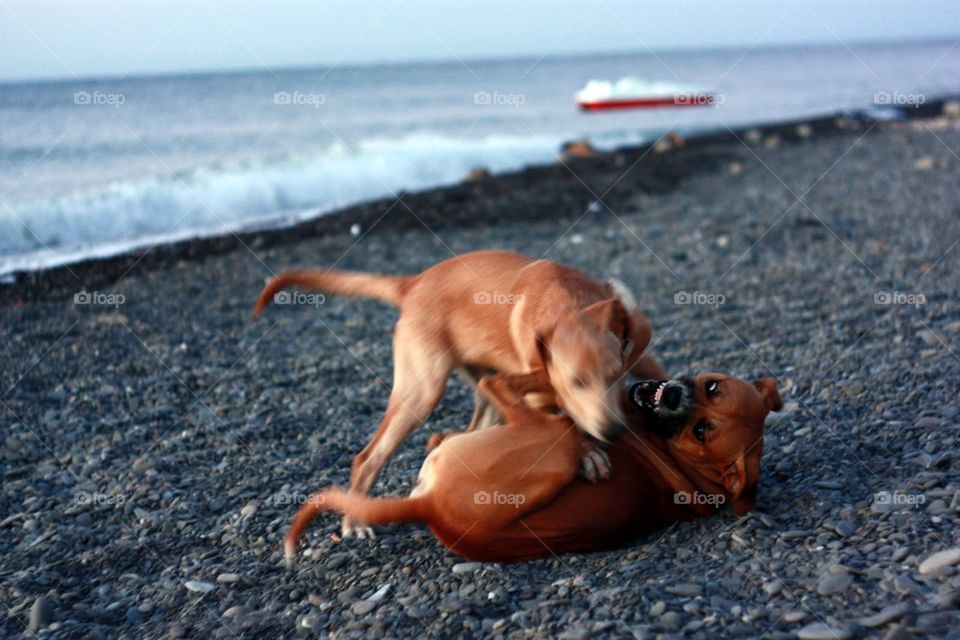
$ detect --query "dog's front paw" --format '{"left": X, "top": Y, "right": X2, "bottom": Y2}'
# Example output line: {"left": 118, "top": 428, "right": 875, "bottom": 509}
{"left": 341, "top": 516, "right": 376, "bottom": 539}
{"left": 579, "top": 444, "right": 612, "bottom": 483}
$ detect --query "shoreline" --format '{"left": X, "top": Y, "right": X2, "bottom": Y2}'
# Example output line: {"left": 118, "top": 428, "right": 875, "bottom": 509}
{"left": 1, "top": 95, "right": 956, "bottom": 304}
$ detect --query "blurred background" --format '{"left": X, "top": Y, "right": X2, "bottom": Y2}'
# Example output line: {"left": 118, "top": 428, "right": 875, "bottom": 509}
{"left": 1, "top": 0, "right": 958, "bottom": 274}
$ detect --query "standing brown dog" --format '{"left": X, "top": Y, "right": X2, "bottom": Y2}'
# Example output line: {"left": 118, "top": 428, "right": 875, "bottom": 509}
{"left": 284, "top": 371, "right": 782, "bottom": 563}
{"left": 254, "top": 250, "right": 663, "bottom": 536}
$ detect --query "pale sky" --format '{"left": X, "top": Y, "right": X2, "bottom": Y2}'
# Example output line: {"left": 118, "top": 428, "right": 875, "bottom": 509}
{"left": 1, "top": 0, "right": 958, "bottom": 82}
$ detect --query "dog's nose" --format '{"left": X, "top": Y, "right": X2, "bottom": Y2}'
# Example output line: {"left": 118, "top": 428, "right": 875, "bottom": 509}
{"left": 661, "top": 383, "right": 684, "bottom": 411}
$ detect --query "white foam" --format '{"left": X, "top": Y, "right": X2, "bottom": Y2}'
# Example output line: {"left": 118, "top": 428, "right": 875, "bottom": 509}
{"left": 0, "top": 131, "right": 566, "bottom": 275}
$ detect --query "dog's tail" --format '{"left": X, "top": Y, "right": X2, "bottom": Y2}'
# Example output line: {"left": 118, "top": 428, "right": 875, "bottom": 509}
{"left": 253, "top": 269, "right": 411, "bottom": 318}
{"left": 284, "top": 487, "right": 430, "bottom": 567}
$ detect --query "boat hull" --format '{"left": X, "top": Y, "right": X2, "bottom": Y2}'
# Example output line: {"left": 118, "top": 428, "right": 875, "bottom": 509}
{"left": 577, "top": 95, "right": 715, "bottom": 111}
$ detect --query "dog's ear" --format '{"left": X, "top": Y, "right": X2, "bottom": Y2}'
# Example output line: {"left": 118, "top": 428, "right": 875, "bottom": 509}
{"left": 582, "top": 299, "right": 631, "bottom": 343}
{"left": 723, "top": 458, "right": 757, "bottom": 515}
{"left": 752, "top": 378, "right": 783, "bottom": 412}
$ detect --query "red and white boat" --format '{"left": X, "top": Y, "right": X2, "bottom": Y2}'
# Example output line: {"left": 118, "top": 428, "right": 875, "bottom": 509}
{"left": 576, "top": 77, "right": 716, "bottom": 111}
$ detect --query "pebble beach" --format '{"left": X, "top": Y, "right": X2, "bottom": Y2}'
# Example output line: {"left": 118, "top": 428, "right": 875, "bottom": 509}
{"left": 2, "top": 105, "right": 960, "bottom": 639}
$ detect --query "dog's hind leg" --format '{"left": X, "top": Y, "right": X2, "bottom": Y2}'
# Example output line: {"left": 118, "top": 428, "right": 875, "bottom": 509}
{"left": 345, "top": 331, "right": 453, "bottom": 537}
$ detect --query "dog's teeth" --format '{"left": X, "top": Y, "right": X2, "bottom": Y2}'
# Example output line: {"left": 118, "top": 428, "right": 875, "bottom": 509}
{"left": 653, "top": 382, "right": 665, "bottom": 406}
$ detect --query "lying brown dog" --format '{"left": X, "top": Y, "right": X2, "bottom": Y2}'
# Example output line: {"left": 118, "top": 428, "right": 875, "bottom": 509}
{"left": 254, "top": 250, "right": 664, "bottom": 536}
{"left": 285, "top": 371, "right": 782, "bottom": 563}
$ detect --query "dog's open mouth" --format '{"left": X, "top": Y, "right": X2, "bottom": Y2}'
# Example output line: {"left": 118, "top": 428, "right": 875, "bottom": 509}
{"left": 629, "top": 378, "right": 694, "bottom": 436}
{"left": 631, "top": 380, "right": 668, "bottom": 410}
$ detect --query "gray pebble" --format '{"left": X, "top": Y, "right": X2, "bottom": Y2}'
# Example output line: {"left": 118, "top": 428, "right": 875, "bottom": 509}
{"left": 882, "top": 623, "right": 910, "bottom": 640}
{"left": 817, "top": 573, "right": 853, "bottom": 596}
{"left": 660, "top": 611, "right": 682, "bottom": 629}
{"left": 763, "top": 580, "right": 783, "bottom": 596}
{"left": 29, "top": 597, "right": 54, "bottom": 631}
{"left": 797, "top": 622, "right": 852, "bottom": 640}
{"left": 919, "top": 548, "right": 960, "bottom": 574}
{"left": 351, "top": 600, "right": 378, "bottom": 616}
{"left": 451, "top": 562, "right": 483, "bottom": 574}
{"left": 125, "top": 606, "right": 145, "bottom": 625}
{"left": 858, "top": 602, "right": 910, "bottom": 628}
{"left": 184, "top": 580, "right": 215, "bottom": 594}
{"left": 665, "top": 583, "right": 702, "bottom": 597}
{"left": 326, "top": 552, "right": 350, "bottom": 570}
{"left": 299, "top": 612, "right": 324, "bottom": 633}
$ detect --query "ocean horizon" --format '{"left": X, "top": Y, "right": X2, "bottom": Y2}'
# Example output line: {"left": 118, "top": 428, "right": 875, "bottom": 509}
{"left": 2, "top": 37, "right": 958, "bottom": 275}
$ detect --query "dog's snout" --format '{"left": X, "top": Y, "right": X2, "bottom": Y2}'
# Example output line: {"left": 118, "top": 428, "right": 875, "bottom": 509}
{"left": 661, "top": 383, "right": 685, "bottom": 411}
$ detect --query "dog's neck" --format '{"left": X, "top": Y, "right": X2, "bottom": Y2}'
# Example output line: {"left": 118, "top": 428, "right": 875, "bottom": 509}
{"left": 622, "top": 429, "right": 728, "bottom": 518}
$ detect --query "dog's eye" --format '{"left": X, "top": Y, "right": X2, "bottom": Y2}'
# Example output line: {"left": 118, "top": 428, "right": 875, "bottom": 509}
{"left": 705, "top": 380, "right": 720, "bottom": 397}
{"left": 693, "top": 420, "right": 710, "bottom": 442}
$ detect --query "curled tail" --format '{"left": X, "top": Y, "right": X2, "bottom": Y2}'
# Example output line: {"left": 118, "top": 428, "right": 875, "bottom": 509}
{"left": 284, "top": 487, "right": 430, "bottom": 567}
{"left": 253, "top": 269, "right": 411, "bottom": 318}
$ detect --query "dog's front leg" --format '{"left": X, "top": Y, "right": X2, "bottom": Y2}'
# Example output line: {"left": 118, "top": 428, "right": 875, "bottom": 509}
{"left": 344, "top": 336, "right": 454, "bottom": 538}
